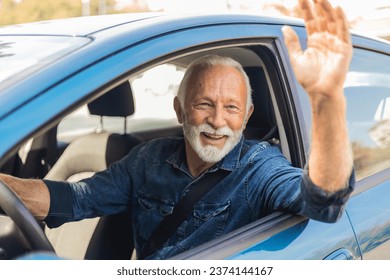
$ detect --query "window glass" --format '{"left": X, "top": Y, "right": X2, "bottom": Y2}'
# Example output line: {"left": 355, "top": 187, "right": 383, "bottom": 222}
{"left": 57, "top": 63, "right": 184, "bottom": 142}
{"left": 345, "top": 48, "right": 390, "bottom": 180}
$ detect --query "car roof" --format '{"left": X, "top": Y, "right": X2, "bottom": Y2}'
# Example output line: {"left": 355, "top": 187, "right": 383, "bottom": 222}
{"left": 0, "top": 12, "right": 304, "bottom": 37}
{"left": 0, "top": 13, "right": 161, "bottom": 36}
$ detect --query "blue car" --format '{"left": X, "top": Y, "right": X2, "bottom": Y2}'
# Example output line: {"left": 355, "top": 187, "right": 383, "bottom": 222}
{"left": 0, "top": 12, "right": 389, "bottom": 260}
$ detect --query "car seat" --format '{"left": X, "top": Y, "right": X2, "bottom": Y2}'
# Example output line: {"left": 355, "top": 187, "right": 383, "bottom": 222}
{"left": 243, "top": 67, "right": 278, "bottom": 142}
{"left": 44, "top": 81, "right": 142, "bottom": 260}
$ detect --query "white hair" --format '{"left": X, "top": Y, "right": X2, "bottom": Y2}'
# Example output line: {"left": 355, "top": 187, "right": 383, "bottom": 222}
{"left": 176, "top": 54, "right": 253, "bottom": 115}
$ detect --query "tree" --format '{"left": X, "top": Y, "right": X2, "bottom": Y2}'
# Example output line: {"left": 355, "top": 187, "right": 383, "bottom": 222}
{"left": 0, "top": 0, "right": 121, "bottom": 26}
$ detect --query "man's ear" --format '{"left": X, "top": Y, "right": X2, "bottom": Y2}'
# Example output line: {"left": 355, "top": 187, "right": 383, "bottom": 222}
{"left": 243, "top": 104, "right": 254, "bottom": 128}
{"left": 173, "top": 97, "right": 184, "bottom": 124}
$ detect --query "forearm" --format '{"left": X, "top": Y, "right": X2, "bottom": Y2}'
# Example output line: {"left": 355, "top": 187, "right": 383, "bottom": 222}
{"left": 308, "top": 92, "right": 353, "bottom": 193}
{"left": 0, "top": 174, "right": 50, "bottom": 219}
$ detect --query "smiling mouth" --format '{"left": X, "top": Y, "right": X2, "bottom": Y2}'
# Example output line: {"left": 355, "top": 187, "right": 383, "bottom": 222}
{"left": 202, "top": 132, "right": 226, "bottom": 140}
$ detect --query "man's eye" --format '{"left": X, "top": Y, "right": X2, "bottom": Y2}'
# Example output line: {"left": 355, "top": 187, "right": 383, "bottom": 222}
{"left": 226, "top": 105, "right": 239, "bottom": 111}
{"left": 195, "top": 103, "right": 212, "bottom": 109}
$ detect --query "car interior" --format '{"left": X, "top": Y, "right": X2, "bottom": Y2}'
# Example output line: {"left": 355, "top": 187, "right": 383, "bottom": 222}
{"left": 0, "top": 45, "right": 290, "bottom": 260}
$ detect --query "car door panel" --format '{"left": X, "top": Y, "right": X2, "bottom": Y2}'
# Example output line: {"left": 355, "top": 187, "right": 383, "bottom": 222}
{"left": 228, "top": 214, "right": 360, "bottom": 260}
{"left": 345, "top": 176, "right": 390, "bottom": 259}
{"left": 173, "top": 211, "right": 360, "bottom": 259}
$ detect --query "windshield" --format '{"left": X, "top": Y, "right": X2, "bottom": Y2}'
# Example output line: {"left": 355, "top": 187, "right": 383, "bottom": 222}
{"left": 0, "top": 36, "right": 90, "bottom": 86}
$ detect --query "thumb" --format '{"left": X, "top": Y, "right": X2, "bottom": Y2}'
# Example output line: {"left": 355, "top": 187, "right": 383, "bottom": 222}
{"left": 282, "top": 26, "right": 302, "bottom": 61}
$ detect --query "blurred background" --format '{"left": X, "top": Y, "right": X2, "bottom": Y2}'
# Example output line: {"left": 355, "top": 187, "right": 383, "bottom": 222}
{"left": 0, "top": 0, "right": 389, "bottom": 40}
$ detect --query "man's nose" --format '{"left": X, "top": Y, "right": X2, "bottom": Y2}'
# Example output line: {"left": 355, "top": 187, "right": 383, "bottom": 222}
{"left": 207, "top": 106, "right": 227, "bottom": 129}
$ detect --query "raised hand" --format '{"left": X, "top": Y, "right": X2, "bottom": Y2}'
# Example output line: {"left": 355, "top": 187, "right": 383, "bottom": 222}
{"left": 282, "top": 0, "right": 352, "bottom": 99}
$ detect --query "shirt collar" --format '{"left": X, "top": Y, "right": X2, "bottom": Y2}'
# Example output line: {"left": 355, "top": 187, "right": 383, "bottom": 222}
{"left": 217, "top": 136, "right": 246, "bottom": 171}
{"left": 166, "top": 136, "right": 246, "bottom": 173}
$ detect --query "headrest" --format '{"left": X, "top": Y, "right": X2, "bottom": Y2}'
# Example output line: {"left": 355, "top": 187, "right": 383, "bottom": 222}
{"left": 88, "top": 81, "right": 135, "bottom": 117}
{"left": 244, "top": 67, "right": 275, "bottom": 129}
{"left": 243, "top": 67, "right": 278, "bottom": 141}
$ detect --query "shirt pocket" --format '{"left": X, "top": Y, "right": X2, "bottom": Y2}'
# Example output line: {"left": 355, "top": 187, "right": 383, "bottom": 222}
{"left": 193, "top": 201, "right": 230, "bottom": 238}
{"left": 137, "top": 193, "right": 175, "bottom": 240}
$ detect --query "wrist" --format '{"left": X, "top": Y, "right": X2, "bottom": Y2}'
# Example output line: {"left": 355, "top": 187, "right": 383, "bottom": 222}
{"left": 309, "top": 91, "right": 346, "bottom": 115}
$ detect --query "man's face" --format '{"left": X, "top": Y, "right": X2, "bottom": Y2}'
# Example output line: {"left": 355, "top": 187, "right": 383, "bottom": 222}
{"left": 175, "top": 65, "right": 253, "bottom": 163}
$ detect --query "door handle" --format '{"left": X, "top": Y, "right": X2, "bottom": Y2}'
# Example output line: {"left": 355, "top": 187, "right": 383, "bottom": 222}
{"left": 324, "top": 248, "right": 357, "bottom": 260}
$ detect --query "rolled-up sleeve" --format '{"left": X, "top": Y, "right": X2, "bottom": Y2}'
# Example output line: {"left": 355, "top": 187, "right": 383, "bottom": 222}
{"left": 293, "top": 168, "right": 356, "bottom": 223}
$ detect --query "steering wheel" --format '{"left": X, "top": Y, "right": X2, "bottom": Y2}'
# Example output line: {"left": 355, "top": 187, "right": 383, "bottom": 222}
{"left": 0, "top": 180, "right": 54, "bottom": 254}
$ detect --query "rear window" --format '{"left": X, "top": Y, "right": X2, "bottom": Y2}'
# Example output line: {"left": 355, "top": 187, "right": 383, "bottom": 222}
{"left": 0, "top": 36, "right": 90, "bottom": 86}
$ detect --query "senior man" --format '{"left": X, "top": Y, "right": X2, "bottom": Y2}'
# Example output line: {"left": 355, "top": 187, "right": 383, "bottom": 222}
{"left": 0, "top": 0, "right": 354, "bottom": 259}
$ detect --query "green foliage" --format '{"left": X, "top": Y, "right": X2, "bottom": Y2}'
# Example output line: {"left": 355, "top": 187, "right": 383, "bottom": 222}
{"left": 0, "top": 0, "right": 124, "bottom": 26}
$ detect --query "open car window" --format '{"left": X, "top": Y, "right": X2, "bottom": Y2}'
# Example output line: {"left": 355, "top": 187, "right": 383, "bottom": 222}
{"left": 57, "top": 63, "right": 184, "bottom": 143}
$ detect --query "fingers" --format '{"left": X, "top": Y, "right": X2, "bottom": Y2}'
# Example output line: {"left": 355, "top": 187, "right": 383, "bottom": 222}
{"left": 313, "top": 0, "right": 336, "bottom": 34}
{"left": 298, "top": 0, "right": 351, "bottom": 43}
{"left": 282, "top": 26, "right": 302, "bottom": 60}
{"left": 298, "top": 0, "right": 316, "bottom": 35}
{"left": 335, "top": 6, "right": 351, "bottom": 44}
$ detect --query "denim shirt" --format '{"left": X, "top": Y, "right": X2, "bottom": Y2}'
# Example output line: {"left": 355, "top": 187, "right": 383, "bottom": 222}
{"left": 44, "top": 136, "right": 355, "bottom": 259}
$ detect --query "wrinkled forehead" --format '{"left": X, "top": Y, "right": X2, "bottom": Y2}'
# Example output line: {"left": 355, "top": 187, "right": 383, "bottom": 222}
{"left": 186, "top": 65, "right": 247, "bottom": 101}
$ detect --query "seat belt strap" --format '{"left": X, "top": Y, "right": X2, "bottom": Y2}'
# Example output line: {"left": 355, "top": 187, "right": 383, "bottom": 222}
{"left": 139, "top": 168, "right": 231, "bottom": 259}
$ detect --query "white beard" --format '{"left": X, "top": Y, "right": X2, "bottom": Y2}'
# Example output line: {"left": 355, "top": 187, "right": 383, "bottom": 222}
{"left": 183, "top": 122, "right": 243, "bottom": 163}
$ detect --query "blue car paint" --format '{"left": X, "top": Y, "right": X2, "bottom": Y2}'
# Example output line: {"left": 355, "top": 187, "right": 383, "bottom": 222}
{"left": 228, "top": 214, "right": 360, "bottom": 260}
{"left": 345, "top": 176, "right": 390, "bottom": 259}
{"left": 185, "top": 213, "right": 360, "bottom": 260}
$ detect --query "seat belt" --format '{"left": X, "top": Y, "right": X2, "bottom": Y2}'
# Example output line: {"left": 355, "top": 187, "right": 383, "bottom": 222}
{"left": 139, "top": 168, "right": 231, "bottom": 259}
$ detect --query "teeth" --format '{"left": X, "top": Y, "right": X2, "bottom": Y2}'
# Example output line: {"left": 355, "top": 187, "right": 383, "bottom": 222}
{"left": 204, "top": 133, "right": 224, "bottom": 139}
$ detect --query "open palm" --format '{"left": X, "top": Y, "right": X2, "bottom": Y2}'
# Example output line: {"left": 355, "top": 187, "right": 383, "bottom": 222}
{"left": 282, "top": 0, "right": 352, "bottom": 98}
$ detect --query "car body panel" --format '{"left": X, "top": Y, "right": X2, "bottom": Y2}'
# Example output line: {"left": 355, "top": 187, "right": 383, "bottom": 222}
{"left": 173, "top": 212, "right": 360, "bottom": 260}
{"left": 230, "top": 214, "right": 360, "bottom": 260}
{"left": 346, "top": 174, "right": 390, "bottom": 259}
